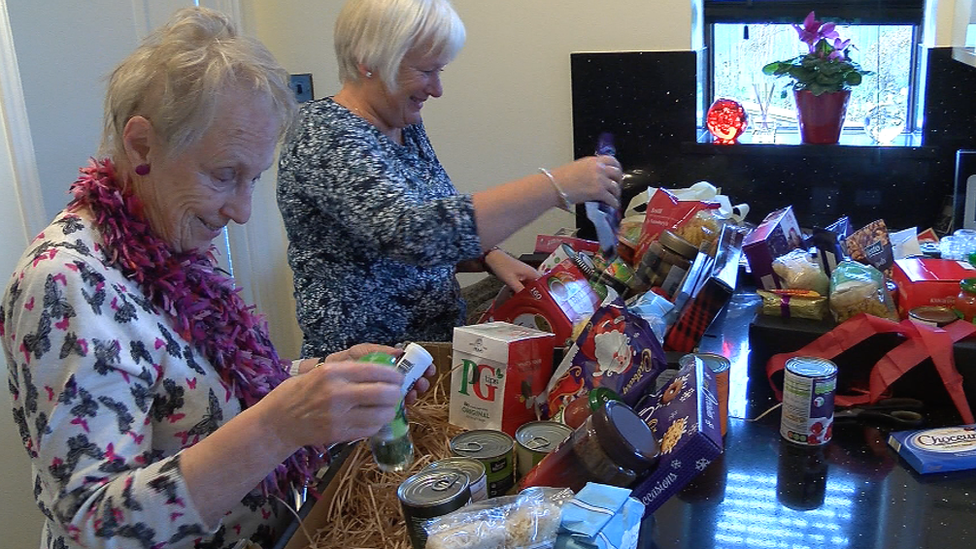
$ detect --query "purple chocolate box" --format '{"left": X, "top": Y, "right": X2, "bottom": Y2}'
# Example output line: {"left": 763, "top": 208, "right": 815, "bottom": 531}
{"left": 743, "top": 206, "right": 802, "bottom": 290}
{"left": 632, "top": 357, "right": 724, "bottom": 514}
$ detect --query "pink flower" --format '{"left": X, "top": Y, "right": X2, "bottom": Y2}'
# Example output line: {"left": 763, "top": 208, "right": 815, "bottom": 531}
{"left": 793, "top": 11, "right": 822, "bottom": 48}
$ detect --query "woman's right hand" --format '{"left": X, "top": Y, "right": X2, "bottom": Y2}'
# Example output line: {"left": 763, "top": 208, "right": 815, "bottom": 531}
{"left": 549, "top": 155, "right": 623, "bottom": 209}
{"left": 266, "top": 360, "right": 404, "bottom": 449}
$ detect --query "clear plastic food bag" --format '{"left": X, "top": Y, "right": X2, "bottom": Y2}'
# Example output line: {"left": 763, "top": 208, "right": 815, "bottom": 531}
{"left": 828, "top": 260, "right": 898, "bottom": 323}
{"left": 424, "top": 487, "right": 574, "bottom": 549}
{"left": 772, "top": 248, "right": 830, "bottom": 296}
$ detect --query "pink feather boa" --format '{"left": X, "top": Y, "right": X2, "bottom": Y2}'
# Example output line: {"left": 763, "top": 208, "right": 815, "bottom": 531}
{"left": 68, "top": 158, "right": 325, "bottom": 497}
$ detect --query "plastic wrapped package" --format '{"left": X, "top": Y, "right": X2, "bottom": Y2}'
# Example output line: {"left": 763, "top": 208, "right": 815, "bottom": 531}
{"left": 673, "top": 207, "right": 725, "bottom": 250}
{"left": 829, "top": 261, "right": 898, "bottom": 322}
{"left": 757, "top": 289, "right": 828, "bottom": 321}
{"left": 772, "top": 249, "right": 831, "bottom": 295}
{"left": 424, "top": 487, "right": 574, "bottom": 549}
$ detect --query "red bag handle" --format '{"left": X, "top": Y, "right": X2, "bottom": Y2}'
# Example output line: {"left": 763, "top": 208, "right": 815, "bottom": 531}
{"left": 766, "top": 313, "right": 976, "bottom": 423}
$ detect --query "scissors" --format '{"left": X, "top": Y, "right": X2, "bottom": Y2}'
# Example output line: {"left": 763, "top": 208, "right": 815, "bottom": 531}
{"left": 834, "top": 398, "right": 925, "bottom": 428}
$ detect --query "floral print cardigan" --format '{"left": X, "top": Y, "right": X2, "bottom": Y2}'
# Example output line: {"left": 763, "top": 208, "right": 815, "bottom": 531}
{"left": 1, "top": 211, "right": 285, "bottom": 549}
{"left": 277, "top": 98, "right": 484, "bottom": 357}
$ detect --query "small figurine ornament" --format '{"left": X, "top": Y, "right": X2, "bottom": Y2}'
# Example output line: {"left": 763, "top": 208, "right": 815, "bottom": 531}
{"left": 706, "top": 98, "right": 748, "bottom": 144}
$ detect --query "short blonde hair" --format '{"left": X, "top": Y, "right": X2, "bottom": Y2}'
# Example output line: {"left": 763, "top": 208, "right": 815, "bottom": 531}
{"left": 334, "top": 0, "right": 466, "bottom": 90}
{"left": 100, "top": 7, "right": 296, "bottom": 173}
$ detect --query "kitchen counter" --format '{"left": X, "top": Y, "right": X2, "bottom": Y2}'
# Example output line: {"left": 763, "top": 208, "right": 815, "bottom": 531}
{"left": 276, "top": 289, "right": 976, "bottom": 549}
{"left": 642, "top": 290, "right": 976, "bottom": 549}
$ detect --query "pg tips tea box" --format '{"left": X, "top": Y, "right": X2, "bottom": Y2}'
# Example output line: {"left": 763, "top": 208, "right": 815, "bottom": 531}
{"left": 449, "top": 322, "right": 555, "bottom": 437}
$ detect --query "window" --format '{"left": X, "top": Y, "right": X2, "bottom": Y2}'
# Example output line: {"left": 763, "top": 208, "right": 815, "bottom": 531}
{"left": 704, "top": 1, "right": 924, "bottom": 144}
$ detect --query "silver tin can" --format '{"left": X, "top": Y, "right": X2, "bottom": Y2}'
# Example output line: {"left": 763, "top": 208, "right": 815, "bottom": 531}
{"left": 514, "top": 421, "right": 573, "bottom": 479}
{"left": 780, "top": 357, "right": 837, "bottom": 446}
{"left": 450, "top": 429, "right": 515, "bottom": 497}
{"left": 422, "top": 457, "right": 488, "bottom": 502}
{"left": 398, "top": 469, "right": 471, "bottom": 549}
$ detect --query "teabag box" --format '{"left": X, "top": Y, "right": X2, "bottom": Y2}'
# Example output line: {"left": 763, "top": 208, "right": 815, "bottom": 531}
{"left": 449, "top": 322, "right": 556, "bottom": 437}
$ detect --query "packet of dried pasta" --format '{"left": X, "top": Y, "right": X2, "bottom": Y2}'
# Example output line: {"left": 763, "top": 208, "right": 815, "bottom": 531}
{"left": 757, "top": 289, "right": 828, "bottom": 321}
{"left": 828, "top": 260, "right": 898, "bottom": 322}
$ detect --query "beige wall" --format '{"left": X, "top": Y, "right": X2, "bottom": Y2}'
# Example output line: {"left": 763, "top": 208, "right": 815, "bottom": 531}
{"left": 244, "top": 0, "right": 691, "bottom": 283}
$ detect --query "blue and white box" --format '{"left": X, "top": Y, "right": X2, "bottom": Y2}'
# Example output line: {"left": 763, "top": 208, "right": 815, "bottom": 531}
{"left": 887, "top": 424, "right": 976, "bottom": 474}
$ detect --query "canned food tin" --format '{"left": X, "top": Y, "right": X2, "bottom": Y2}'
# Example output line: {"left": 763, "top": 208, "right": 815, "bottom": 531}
{"left": 450, "top": 430, "right": 515, "bottom": 497}
{"left": 680, "top": 353, "right": 731, "bottom": 437}
{"left": 398, "top": 469, "right": 471, "bottom": 549}
{"left": 514, "top": 421, "right": 573, "bottom": 479}
{"left": 421, "top": 457, "right": 488, "bottom": 502}
{"left": 780, "top": 357, "right": 837, "bottom": 446}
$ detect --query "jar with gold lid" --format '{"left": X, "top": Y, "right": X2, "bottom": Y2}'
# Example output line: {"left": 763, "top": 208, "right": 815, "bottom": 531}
{"left": 634, "top": 230, "right": 698, "bottom": 298}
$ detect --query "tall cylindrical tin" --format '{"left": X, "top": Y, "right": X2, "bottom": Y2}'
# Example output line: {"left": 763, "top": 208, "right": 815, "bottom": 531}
{"left": 449, "top": 430, "right": 515, "bottom": 497}
{"left": 421, "top": 457, "right": 488, "bottom": 502}
{"left": 514, "top": 421, "right": 573, "bottom": 479}
{"left": 680, "top": 353, "right": 731, "bottom": 436}
{"left": 780, "top": 357, "right": 837, "bottom": 446}
{"left": 398, "top": 469, "right": 471, "bottom": 549}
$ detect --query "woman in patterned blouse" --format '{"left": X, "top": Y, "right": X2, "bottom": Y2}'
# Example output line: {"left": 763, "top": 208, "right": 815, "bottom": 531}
{"left": 277, "top": 0, "right": 624, "bottom": 357}
{"left": 1, "top": 7, "right": 433, "bottom": 549}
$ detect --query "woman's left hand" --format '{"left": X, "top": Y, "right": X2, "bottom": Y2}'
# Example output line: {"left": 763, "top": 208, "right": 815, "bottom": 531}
{"left": 485, "top": 249, "right": 541, "bottom": 293}
{"left": 318, "top": 342, "right": 435, "bottom": 404}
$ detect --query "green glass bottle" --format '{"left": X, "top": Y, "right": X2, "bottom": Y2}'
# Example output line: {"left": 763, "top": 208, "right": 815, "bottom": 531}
{"left": 359, "top": 352, "right": 415, "bottom": 472}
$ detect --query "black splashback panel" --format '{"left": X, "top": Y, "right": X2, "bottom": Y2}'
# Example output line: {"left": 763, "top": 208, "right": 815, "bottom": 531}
{"left": 570, "top": 48, "right": 976, "bottom": 238}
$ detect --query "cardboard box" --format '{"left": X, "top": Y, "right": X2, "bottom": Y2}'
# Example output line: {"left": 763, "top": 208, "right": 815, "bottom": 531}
{"left": 664, "top": 224, "right": 744, "bottom": 352}
{"left": 892, "top": 257, "right": 976, "bottom": 317}
{"left": 416, "top": 341, "right": 454, "bottom": 395}
{"left": 887, "top": 424, "right": 976, "bottom": 474}
{"left": 449, "top": 322, "right": 555, "bottom": 436}
{"left": 743, "top": 206, "right": 802, "bottom": 290}
{"left": 538, "top": 244, "right": 579, "bottom": 275}
{"left": 481, "top": 262, "right": 600, "bottom": 348}
{"left": 535, "top": 233, "right": 601, "bottom": 255}
{"left": 632, "top": 355, "right": 723, "bottom": 514}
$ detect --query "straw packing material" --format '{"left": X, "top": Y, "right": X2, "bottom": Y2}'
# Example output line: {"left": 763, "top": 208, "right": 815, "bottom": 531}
{"left": 307, "top": 372, "right": 465, "bottom": 549}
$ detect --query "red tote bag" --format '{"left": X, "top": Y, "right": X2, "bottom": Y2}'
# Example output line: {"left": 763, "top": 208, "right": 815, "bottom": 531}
{"left": 766, "top": 313, "right": 976, "bottom": 424}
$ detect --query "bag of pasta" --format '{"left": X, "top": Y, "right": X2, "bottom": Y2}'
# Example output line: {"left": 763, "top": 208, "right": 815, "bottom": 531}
{"left": 673, "top": 205, "right": 725, "bottom": 251}
{"left": 828, "top": 260, "right": 898, "bottom": 323}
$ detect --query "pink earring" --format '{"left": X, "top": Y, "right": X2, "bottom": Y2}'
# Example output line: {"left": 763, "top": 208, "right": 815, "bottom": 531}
{"left": 135, "top": 164, "right": 150, "bottom": 176}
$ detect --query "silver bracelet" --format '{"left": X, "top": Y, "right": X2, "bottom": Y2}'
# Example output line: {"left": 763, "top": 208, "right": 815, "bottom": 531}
{"left": 539, "top": 168, "right": 573, "bottom": 212}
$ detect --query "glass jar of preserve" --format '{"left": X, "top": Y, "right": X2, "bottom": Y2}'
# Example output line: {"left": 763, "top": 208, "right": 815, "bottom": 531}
{"left": 519, "top": 400, "right": 659, "bottom": 493}
{"left": 953, "top": 278, "right": 976, "bottom": 323}
{"left": 635, "top": 230, "right": 698, "bottom": 298}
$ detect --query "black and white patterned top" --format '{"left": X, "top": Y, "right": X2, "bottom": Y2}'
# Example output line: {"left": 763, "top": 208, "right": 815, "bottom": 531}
{"left": 1, "top": 211, "right": 285, "bottom": 549}
{"left": 277, "top": 98, "right": 483, "bottom": 356}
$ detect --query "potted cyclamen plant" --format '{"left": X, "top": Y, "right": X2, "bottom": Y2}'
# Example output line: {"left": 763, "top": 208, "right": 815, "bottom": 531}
{"left": 762, "top": 11, "right": 873, "bottom": 144}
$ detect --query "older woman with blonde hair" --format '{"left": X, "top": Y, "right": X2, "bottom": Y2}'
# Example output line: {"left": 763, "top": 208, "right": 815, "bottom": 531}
{"left": 2, "top": 7, "right": 432, "bottom": 549}
{"left": 278, "top": 0, "right": 623, "bottom": 357}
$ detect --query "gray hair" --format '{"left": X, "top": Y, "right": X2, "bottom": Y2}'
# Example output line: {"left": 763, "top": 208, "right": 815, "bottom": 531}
{"left": 334, "top": 0, "right": 466, "bottom": 90}
{"left": 99, "top": 6, "right": 296, "bottom": 173}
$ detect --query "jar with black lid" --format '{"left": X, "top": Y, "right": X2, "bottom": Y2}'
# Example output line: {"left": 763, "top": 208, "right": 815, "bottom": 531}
{"left": 518, "top": 400, "right": 659, "bottom": 493}
{"left": 635, "top": 230, "right": 698, "bottom": 298}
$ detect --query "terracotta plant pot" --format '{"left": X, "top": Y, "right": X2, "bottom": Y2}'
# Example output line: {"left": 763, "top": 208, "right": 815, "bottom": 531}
{"left": 794, "top": 89, "right": 851, "bottom": 144}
